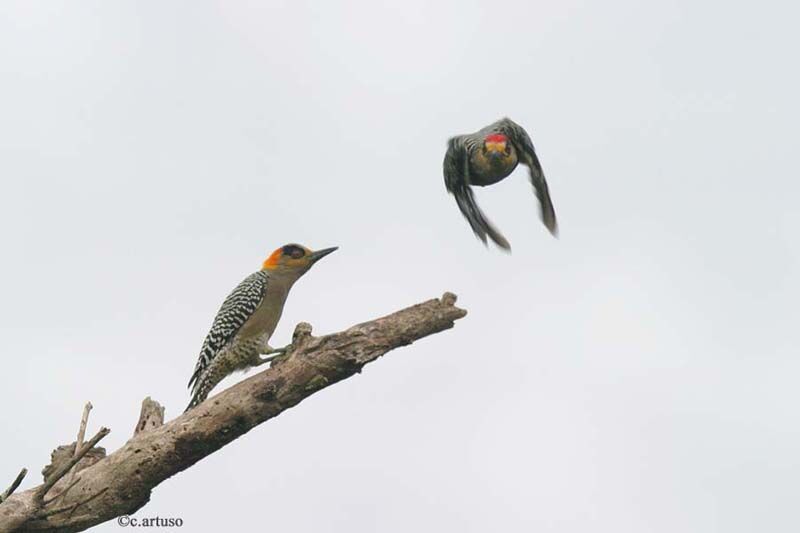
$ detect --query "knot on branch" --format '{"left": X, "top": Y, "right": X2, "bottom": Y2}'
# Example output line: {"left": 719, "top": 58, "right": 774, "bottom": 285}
{"left": 441, "top": 292, "right": 458, "bottom": 306}
{"left": 42, "top": 445, "right": 106, "bottom": 485}
{"left": 292, "top": 322, "right": 314, "bottom": 348}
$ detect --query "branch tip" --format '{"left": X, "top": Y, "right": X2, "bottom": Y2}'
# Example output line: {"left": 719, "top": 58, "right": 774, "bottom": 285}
{"left": 56, "top": 402, "right": 95, "bottom": 504}
{"left": 292, "top": 322, "right": 314, "bottom": 345}
{"left": 0, "top": 468, "right": 28, "bottom": 503}
{"left": 441, "top": 292, "right": 458, "bottom": 306}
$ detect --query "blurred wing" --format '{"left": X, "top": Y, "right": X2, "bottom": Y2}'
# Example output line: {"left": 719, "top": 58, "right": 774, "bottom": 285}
{"left": 495, "top": 118, "right": 558, "bottom": 236}
{"left": 187, "top": 271, "right": 268, "bottom": 394}
{"left": 443, "top": 137, "right": 511, "bottom": 250}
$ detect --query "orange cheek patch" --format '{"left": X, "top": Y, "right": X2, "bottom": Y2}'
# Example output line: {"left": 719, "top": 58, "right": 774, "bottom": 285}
{"left": 262, "top": 249, "right": 283, "bottom": 269}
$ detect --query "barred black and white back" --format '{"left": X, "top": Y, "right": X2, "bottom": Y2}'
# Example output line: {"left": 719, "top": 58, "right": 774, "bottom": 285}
{"left": 187, "top": 270, "right": 269, "bottom": 398}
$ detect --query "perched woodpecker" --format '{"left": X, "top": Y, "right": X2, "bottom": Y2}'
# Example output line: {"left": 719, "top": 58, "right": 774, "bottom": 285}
{"left": 186, "top": 244, "right": 337, "bottom": 411}
{"left": 443, "top": 117, "right": 558, "bottom": 250}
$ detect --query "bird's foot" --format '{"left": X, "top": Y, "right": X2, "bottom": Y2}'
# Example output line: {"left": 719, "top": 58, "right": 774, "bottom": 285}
{"left": 257, "top": 344, "right": 292, "bottom": 366}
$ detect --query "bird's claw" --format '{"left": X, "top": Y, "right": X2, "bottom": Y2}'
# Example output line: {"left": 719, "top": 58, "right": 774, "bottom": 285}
{"left": 258, "top": 344, "right": 292, "bottom": 365}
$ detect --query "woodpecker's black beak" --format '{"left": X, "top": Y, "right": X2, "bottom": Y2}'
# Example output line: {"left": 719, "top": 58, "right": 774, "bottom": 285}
{"left": 309, "top": 247, "right": 338, "bottom": 264}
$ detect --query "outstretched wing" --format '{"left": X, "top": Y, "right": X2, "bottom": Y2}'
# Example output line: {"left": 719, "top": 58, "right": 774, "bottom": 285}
{"left": 187, "top": 270, "right": 268, "bottom": 395}
{"left": 443, "top": 136, "right": 511, "bottom": 250}
{"left": 494, "top": 118, "right": 558, "bottom": 236}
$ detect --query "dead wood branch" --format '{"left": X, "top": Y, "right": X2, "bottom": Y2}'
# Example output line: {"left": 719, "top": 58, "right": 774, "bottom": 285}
{"left": 54, "top": 404, "right": 93, "bottom": 506}
{"left": 0, "top": 428, "right": 109, "bottom": 533}
{"left": 35, "top": 429, "right": 110, "bottom": 504}
{"left": 133, "top": 398, "right": 164, "bottom": 436}
{"left": 0, "top": 292, "right": 466, "bottom": 533}
{"left": 0, "top": 471, "right": 27, "bottom": 503}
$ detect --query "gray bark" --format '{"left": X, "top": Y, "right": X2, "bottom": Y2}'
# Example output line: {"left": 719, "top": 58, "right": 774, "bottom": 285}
{"left": 0, "top": 293, "right": 467, "bottom": 533}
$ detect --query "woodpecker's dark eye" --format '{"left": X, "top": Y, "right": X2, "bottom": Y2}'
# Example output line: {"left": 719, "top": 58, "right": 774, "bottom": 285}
{"left": 282, "top": 245, "right": 305, "bottom": 259}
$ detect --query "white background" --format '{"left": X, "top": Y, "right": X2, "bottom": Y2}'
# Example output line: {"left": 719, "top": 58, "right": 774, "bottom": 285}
{"left": 1, "top": 1, "right": 798, "bottom": 531}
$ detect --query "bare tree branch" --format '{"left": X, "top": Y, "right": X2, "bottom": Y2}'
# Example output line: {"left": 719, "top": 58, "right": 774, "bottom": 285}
{"left": 37, "top": 489, "right": 108, "bottom": 520}
{"left": 74, "top": 405, "right": 92, "bottom": 457}
{"left": 35, "top": 428, "right": 110, "bottom": 503}
{"left": 0, "top": 470, "right": 27, "bottom": 503}
{"left": 43, "top": 480, "right": 80, "bottom": 507}
{"left": 0, "top": 429, "right": 109, "bottom": 533}
{"left": 0, "top": 293, "right": 466, "bottom": 533}
{"left": 54, "top": 404, "right": 92, "bottom": 506}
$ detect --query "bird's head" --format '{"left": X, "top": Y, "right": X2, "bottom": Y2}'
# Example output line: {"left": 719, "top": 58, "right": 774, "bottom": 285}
{"left": 262, "top": 243, "right": 338, "bottom": 273}
{"left": 483, "top": 133, "right": 511, "bottom": 159}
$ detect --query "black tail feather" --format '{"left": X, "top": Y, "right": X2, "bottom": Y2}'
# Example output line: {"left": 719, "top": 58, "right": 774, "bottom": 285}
{"left": 453, "top": 184, "right": 511, "bottom": 250}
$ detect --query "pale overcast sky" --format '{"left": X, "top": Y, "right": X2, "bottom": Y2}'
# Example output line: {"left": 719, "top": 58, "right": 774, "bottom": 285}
{"left": 1, "top": 1, "right": 798, "bottom": 532}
